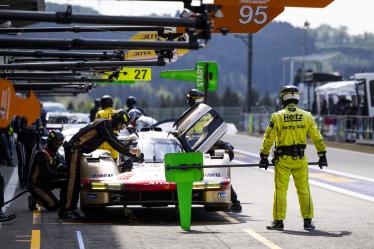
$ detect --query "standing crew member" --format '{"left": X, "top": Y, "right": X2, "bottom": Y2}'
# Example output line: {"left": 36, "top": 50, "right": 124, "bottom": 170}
{"left": 90, "top": 98, "right": 101, "bottom": 122}
{"left": 186, "top": 89, "right": 242, "bottom": 212}
{"left": 60, "top": 110, "right": 140, "bottom": 220}
{"left": 95, "top": 95, "right": 119, "bottom": 160}
{"left": 126, "top": 96, "right": 145, "bottom": 115}
{"left": 259, "top": 85, "right": 328, "bottom": 231}
{"left": 28, "top": 131, "right": 68, "bottom": 211}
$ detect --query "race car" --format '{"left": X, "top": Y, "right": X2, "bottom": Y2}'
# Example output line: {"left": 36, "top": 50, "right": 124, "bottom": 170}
{"left": 64, "top": 104, "right": 232, "bottom": 212}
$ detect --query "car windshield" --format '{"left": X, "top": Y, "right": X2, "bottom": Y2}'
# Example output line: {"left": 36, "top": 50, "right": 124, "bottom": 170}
{"left": 139, "top": 138, "right": 182, "bottom": 163}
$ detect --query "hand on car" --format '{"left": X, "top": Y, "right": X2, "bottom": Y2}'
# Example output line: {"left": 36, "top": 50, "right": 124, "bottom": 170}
{"left": 130, "top": 148, "right": 141, "bottom": 157}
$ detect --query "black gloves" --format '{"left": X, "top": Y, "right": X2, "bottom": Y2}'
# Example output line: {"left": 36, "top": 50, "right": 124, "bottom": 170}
{"left": 318, "top": 152, "right": 328, "bottom": 169}
{"left": 118, "top": 159, "right": 133, "bottom": 173}
{"left": 259, "top": 153, "right": 270, "bottom": 170}
{"left": 132, "top": 153, "right": 145, "bottom": 163}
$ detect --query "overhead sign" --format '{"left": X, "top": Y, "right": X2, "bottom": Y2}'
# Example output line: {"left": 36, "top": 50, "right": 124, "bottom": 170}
{"left": 211, "top": 4, "right": 284, "bottom": 33}
{"left": 0, "top": 79, "right": 40, "bottom": 128}
{"left": 102, "top": 68, "right": 152, "bottom": 81}
{"left": 215, "top": 0, "right": 334, "bottom": 8}
{"left": 160, "top": 61, "right": 218, "bottom": 91}
{"left": 126, "top": 31, "right": 189, "bottom": 61}
{"left": 211, "top": 0, "right": 334, "bottom": 33}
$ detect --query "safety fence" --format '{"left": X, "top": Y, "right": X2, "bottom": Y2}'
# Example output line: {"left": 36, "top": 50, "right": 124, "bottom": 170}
{"left": 145, "top": 106, "right": 374, "bottom": 145}
{"left": 315, "top": 115, "right": 374, "bottom": 144}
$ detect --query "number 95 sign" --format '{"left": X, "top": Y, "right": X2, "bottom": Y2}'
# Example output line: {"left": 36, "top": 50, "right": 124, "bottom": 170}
{"left": 212, "top": 4, "right": 284, "bottom": 33}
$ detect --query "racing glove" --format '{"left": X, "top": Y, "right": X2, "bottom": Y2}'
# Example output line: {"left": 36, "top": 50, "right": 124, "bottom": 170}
{"left": 132, "top": 153, "right": 145, "bottom": 163}
{"left": 259, "top": 153, "right": 270, "bottom": 170}
{"left": 118, "top": 159, "right": 133, "bottom": 173}
{"left": 317, "top": 151, "right": 328, "bottom": 169}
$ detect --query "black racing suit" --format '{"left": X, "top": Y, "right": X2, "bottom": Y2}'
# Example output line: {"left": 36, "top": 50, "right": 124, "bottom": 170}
{"left": 28, "top": 149, "right": 68, "bottom": 210}
{"left": 62, "top": 118, "right": 134, "bottom": 211}
{"left": 208, "top": 140, "right": 240, "bottom": 206}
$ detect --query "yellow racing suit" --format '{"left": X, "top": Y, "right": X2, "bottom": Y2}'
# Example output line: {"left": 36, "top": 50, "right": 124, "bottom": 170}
{"left": 95, "top": 107, "right": 119, "bottom": 160}
{"left": 260, "top": 103, "right": 326, "bottom": 221}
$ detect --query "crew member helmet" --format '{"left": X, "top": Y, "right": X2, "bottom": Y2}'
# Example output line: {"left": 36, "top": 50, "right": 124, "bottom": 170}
{"left": 47, "top": 130, "right": 64, "bottom": 151}
{"left": 126, "top": 96, "right": 137, "bottom": 109}
{"left": 94, "top": 98, "right": 101, "bottom": 107}
{"left": 111, "top": 109, "right": 130, "bottom": 130}
{"left": 280, "top": 85, "right": 300, "bottom": 107}
{"left": 187, "top": 89, "right": 204, "bottom": 107}
{"left": 100, "top": 95, "right": 113, "bottom": 109}
{"left": 128, "top": 108, "right": 143, "bottom": 125}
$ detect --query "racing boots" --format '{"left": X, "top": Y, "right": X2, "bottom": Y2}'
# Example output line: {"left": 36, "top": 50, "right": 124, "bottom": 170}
{"left": 59, "top": 209, "right": 83, "bottom": 221}
{"left": 28, "top": 196, "right": 37, "bottom": 211}
{"left": 0, "top": 210, "right": 16, "bottom": 222}
{"left": 304, "top": 218, "right": 315, "bottom": 231}
{"left": 266, "top": 220, "right": 284, "bottom": 230}
{"left": 230, "top": 201, "right": 242, "bottom": 212}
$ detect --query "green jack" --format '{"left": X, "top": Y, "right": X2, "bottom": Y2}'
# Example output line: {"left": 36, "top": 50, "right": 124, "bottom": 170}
{"left": 164, "top": 152, "right": 203, "bottom": 231}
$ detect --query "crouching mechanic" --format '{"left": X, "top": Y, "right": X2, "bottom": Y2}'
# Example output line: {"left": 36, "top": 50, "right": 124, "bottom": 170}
{"left": 259, "top": 85, "right": 328, "bottom": 231}
{"left": 60, "top": 110, "right": 141, "bottom": 220}
{"left": 187, "top": 89, "right": 242, "bottom": 212}
{"left": 28, "top": 131, "right": 68, "bottom": 211}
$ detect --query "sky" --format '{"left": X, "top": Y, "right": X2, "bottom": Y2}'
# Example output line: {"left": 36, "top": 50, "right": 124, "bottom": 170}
{"left": 47, "top": 0, "right": 374, "bottom": 35}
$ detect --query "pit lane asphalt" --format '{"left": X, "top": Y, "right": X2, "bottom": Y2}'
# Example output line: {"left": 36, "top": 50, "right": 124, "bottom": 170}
{"left": 0, "top": 134, "right": 373, "bottom": 249}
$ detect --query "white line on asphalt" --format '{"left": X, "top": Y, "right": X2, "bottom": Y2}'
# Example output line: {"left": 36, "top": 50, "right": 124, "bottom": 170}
{"left": 76, "top": 231, "right": 86, "bottom": 249}
{"left": 0, "top": 167, "right": 18, "bottom": 229}
{"left": 235, "top": 149, "right": 259, "bottom": 159}
{"left": 233, "top": 158, "right": 374, "bottom": 203}
{"left": 216, "top": 211, "right": 240, "bottom": 224}
{"left": 244, "top": 229, "right": 282, "bottom": 249}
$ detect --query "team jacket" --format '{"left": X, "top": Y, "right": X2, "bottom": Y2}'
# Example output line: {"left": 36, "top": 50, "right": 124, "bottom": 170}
{"left": 68, "top": 118, "right": 131, "bottom": 156}
{"left": 29, "top": 149, "right": 67, "bottom": 187}
{"left": 260, "top": 104, "right": 326, "bottom": 156}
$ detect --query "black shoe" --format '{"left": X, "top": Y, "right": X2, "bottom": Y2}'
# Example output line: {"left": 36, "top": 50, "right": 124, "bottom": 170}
{"left": 266, "top": 220, "right": 284, "bottom": 230}
{"left": 28, "top": 196, "right": 37, "bottom": 211}
{"left": 304, "top": 218, "right": 315, "bottom": 231}
{"left": 59, "top": 210, "right": 83, "bottom": 221}
{"left": 0, "top": 212, "right": 17, "bottom": 222}
{"left": 230, "top": 201, "right": 242, "bottom": 212}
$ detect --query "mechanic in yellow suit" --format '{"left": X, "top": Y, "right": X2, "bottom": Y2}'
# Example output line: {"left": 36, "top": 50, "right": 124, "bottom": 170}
{"left": 95, "top": 95, "right": 119, "bottom": 160}
{"left": 259, "top": 85, "right": 328, "bottom": 231}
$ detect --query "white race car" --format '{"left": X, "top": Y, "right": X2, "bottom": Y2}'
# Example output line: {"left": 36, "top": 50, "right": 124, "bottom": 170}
{"left": 63, "top": 104, "right": 232, "bottom": 212}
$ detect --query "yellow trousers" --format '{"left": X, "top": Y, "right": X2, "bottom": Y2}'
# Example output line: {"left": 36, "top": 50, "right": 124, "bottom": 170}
{"left": 273, "top": 156, "right": 313, "bottom": 220}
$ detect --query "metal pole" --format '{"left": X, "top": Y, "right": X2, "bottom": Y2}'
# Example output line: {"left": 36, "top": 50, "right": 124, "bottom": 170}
{"left": 0, "top": 37, "right": 200, "bottom": 50}
{"left": 247, "top": 33, "right": 253, "bottom": 113}
{"left": 166, "top": 162, "right": 320, "bottom": 170}
{"left": 0, "top": 26, "right": 166, "bottom": 33}
{"left": 6, "top": 77, "right": 109, "bottom": 82}
{"left": 0, "top": 50, "right": 123, "bottom": 59}
{"left": 0, "top": 9, "right": 200, "bottom": 28}
{"left": 0, "top": 60, "right": 165, "bottom": 70}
